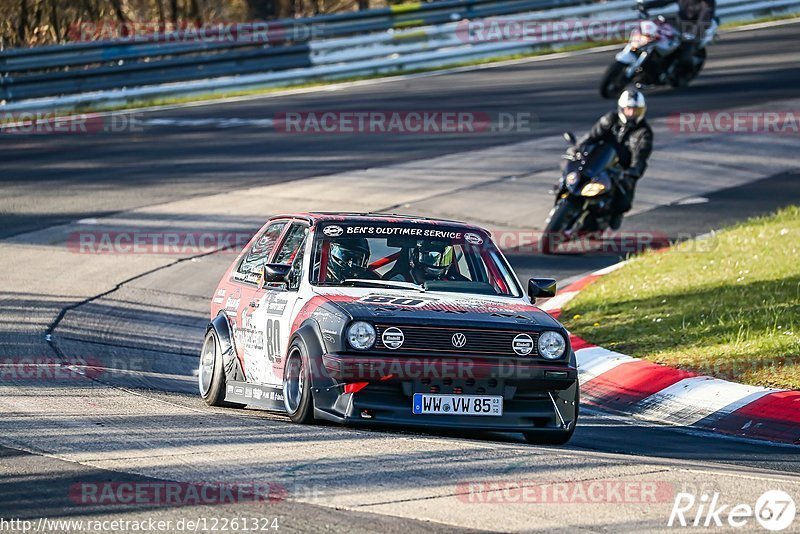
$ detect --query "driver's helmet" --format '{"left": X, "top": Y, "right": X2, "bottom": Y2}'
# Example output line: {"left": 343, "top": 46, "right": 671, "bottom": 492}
{"left": 328, "top": 237, "right": 370, "bottom": 281}
{"left": 411, "top": 240, "right": 455, "bottom": 280}
{"left": 617, "top": 89, "right": 647, "bottom": 125}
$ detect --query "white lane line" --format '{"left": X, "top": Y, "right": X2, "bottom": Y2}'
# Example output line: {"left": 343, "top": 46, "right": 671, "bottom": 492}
{"left": 633, "top": 376, "right": 776, "bottom": 426}
{"left": 592, "top": 261, "right": 628, "bottom": 276}
{"left": 674, "top": 196, "right": 710, "bottom": 205}
{"left": 141, "top": 118, "right": 276, "bottom": 128}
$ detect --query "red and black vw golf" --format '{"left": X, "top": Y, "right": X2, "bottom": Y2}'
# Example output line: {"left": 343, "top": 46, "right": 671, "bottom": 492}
{"left": 199, "top": 213, "right": 578, "bottom": 444}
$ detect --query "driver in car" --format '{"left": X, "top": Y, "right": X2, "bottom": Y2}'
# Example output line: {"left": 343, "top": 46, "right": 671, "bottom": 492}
{"left": 326, "top": 237, "right": 380, "bottom": 282}
{"left": 385, "top": 241, "right": 468, "bottom": 284}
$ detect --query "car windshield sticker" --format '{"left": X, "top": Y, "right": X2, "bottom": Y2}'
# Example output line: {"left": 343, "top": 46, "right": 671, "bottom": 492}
{"left": 324, "top": 224, "right": 466, "bottom": 241}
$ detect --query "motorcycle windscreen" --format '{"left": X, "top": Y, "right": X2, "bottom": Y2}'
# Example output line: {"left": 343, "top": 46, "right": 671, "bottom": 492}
{"left": 583, "top": 144, "right": 619, "bottom": 176}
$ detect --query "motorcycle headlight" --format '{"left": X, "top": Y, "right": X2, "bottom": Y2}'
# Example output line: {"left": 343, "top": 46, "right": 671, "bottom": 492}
{"left": 581, "top": 182, "right": 606, "bottom": 197}
{"left": 347, "top": 321, "right": 376, "bottom": 350}
{"left": 566, "top": 172, "right": 579, "bottom": 185}
{"left": 538, "top": 331, "right": 567, "bottom": 360}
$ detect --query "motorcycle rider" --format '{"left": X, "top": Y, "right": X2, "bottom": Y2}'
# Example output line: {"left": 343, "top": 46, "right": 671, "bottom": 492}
{"left": 573, "top": 89, "right": 653, "bottom": 229}
{"left": 640, "top": 0, "right": 717, "bottom": 81}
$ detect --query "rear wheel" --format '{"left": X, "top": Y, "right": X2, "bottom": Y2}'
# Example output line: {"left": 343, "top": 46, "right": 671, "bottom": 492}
{"left": 599, "top": 61, "right": 630, "bottom": 99}
{"left": 199, "top": 329, "right": 244, "bottom": 408}
{"left": 541, "top": 198, "right": 581, "bottom": 254}
{"left": 669, "top": 47, "right": 706, "bottom": 88}
{"left": 283, "top": 343, "right": 315, "bottom": 424}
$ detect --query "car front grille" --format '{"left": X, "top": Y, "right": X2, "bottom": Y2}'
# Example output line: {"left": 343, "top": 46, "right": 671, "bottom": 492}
{"left": 374, "top": 324, "right": 539, "bottom": 357}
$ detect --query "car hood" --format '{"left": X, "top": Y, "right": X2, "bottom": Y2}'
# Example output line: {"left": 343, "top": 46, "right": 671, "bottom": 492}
{"left": 310, "top": 286, "right": 561, "bottom": 329}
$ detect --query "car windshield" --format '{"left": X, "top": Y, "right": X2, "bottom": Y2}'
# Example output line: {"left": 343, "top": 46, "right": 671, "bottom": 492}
{"left": 310, "top": 223, "right": 522, "bottom": 297}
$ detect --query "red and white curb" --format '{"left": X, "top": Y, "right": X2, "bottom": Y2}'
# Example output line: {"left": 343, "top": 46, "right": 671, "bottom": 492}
{"left": 542, "top": 263, "right": 800, "bottom": 445}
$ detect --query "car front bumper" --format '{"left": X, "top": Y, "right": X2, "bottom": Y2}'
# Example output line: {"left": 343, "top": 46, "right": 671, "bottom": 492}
{"left": 313, "top": 353, "right": 579, "bottom": 431}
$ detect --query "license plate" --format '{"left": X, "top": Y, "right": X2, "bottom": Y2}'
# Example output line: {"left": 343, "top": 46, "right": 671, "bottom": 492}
{"left": 412, "top": 394, "right": 503, "bottom": 416}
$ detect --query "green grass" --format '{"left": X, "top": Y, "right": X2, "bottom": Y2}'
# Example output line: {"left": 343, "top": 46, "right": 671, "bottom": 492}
{"left": 563, "top": 206, "right": 800, "bottom": 390}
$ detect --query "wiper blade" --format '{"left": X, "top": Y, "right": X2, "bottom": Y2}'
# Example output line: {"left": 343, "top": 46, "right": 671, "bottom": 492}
{"left": 341, "top": 279, "right": 425, "bottom": 292}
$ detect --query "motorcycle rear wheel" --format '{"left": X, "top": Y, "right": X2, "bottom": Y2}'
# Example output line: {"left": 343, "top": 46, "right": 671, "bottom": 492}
{"left": 669, "top": 47, "right": 706, "bottom": 88}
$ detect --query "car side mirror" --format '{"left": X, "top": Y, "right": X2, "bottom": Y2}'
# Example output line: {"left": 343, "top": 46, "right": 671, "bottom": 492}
{"left": 563, "top": 132, "right": 577, "bottom": 145}
{"left": 528, "top": 278, "right": 557, "bottom": 300}
{"left": 261, "top": 263, "right": 292, "bottom": 284}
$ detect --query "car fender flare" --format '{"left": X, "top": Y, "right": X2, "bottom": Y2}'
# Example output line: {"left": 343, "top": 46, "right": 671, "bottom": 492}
{"left": 208, "top": 312, "right": 245, "bottom": 382}
{"left": 289, "top": 319, "right": 334, "bottom": 382}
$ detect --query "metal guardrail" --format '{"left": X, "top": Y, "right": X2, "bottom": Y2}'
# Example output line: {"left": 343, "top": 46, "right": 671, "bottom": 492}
{"left": 1, "top": 0, "right": 798, "bottom": 110}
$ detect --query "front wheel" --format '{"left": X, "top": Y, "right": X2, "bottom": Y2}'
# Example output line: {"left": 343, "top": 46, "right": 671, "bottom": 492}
{"left": 283, "top": 343, "right": 315, "bottom": 424}
{"left": 524, "top": 425, "right": 576, "bottom": 445}
{"left": 541, "top": 197, "right": 582, "bottom": 254}
{"left": 599, "top": 61, "right": 630, "bottom": 99}
{"left": 524, "top": 389, "right": 579, "bottom": 445}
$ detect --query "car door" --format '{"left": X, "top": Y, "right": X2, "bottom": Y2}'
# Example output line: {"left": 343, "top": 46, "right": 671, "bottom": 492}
{"left": 226, "top": 219, "right": 288, "bottom": 383}
{"left": 241, "top": 220, "right": 310, "bottom": 386}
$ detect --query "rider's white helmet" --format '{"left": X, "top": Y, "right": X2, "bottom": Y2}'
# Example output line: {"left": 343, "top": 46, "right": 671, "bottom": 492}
{"left": 617, "top": 89, "right": 647, "bottom": 124}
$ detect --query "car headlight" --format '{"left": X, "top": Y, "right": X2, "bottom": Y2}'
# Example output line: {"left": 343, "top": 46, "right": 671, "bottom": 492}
{"left": 347, "top": 321, "right": 376, "bottom": 350}
{"left": 538, "top": 331, "right": 567, "bottom": 360}
{"left": 581, "top": 182, "right": 606, "bottom": 197}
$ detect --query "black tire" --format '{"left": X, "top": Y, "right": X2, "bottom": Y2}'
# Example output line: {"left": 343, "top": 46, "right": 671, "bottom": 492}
{"left": 599, "top": 61, "right": 630, "bottom": 99}
{"left": 541, "top": 198, "right": 581, "bottom": 254}
{"left": 283, "top": 343, "right": 315, "bottom": 424}
{"left": 670, "top": 47, "right": 706, "bottom": 88}
{"left": 199, "top": 328, "right": 244, "bottom": 408}
{"left": 524, "top": 426, "right": 576, "bottom": 445}
{"left": 524, "top": 389, "right": 579, "bottom": 445}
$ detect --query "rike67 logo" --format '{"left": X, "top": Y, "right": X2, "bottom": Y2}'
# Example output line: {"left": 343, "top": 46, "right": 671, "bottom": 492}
{"left": 668, "top": 490, "right": 796, "bottom": 531}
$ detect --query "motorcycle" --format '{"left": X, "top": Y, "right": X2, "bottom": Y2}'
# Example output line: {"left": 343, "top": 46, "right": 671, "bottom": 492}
{"left": 599, "top": 1, "right": 718, "bottom": 99}
{"left": 541, "top": 133, "right": 630, "bottom": 254}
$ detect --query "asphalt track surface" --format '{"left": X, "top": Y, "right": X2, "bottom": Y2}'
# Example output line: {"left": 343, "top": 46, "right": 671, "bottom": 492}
{"left": 1, "top": 21, "right": 799, "bottom": 238}
{"left": 1, "top": 20, "right": 799, "bottom": 533}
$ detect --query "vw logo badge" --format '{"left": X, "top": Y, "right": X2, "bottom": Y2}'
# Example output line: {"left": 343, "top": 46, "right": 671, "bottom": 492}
{"left": 451, "top": 332, "right": 467, "bottom": 348}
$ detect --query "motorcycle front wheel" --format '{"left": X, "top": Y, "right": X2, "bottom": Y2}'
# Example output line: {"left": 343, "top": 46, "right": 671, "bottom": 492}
{"left": 599, "top": 61, "right": 630, "bottom": 99}
{"left": 541, "top": 198, "right": 582, "bottom": 254}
